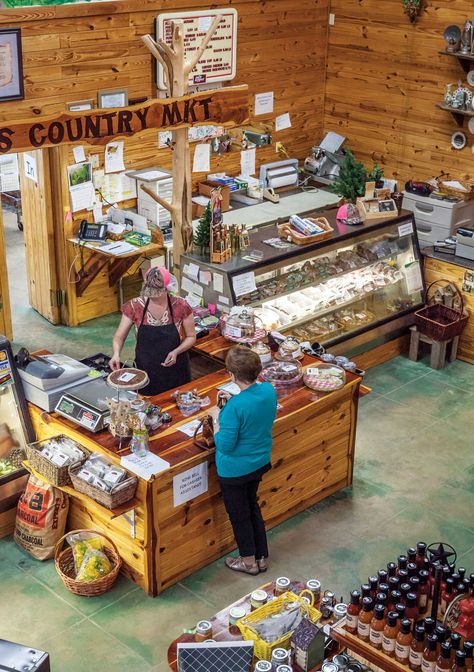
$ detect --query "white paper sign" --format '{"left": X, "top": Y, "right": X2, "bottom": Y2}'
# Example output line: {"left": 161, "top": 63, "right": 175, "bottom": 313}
{"left": 24, "top": 154, "right": 37, "bottom": 183}
{"left": 173, "top": 462, "right": 208, "bottom": 507}
{"left": 193, "top": 143, "right": 211, "bottom": 173}
{"left": 118, "top": 372, "right": 135, "bottom": 382}
{"left": 213, "top": 272, "right": 224, "bottom": 292}
{"left": 404, "top": 262, "right": 423, "bottom": 294}
{"left": 93, "top": 203, "right": 103, "bottom": 223}
{"left": 398, "top": 221, "right": 414, "bottom": 237}
{"left": 178, "top": 418, "right": 203, "bottom": 437}
{"left": 275, "top": 112, "right": 292, "bottom": 131}
{"left": 105, "top": 140, "right": 125, "bottom": 174}
{"left": 121, "top": 452, "right": 170, "bottom": 480}
{"left": 218, "top": 295, "right": 229, "bottom": 305}
{"left": 232, "top": 271, "right": 257, "bottom": 297}
{"left": 255, "top": 91, "right": 274, "bottom": 116}
{"left": 73, "top": 146, "right": 86, "bottom": 163}
{"left": 241, "top": 148, "right": 256, "bottom": 177}
{"left": 187, "top": 263, "right": 200, "bottom": 279}
{"left": 200, "top": 270, "right": 211, "bottom": 286}
{"left": 70, "top": 183, "right": 95, "bottom": 212}
{"left": 182, "top": 276, "right": 203, "bottom": 297}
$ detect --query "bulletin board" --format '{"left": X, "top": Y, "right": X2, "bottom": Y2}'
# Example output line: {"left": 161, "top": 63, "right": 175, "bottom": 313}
{"left": 155, "top": 9, "right": 238, "bottom": 91}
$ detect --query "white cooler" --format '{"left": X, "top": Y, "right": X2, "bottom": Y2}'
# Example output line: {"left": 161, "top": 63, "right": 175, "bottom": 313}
{"left": 402, "top": 192, "right": 474, "bottom": 248}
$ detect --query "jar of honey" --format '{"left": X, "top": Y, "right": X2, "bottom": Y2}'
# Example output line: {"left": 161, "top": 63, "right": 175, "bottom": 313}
{"left": 195, "top": 620, "right": 212, "bottom": 642}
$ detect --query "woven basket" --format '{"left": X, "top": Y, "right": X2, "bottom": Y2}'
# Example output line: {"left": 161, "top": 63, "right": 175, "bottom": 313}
{"left": 237, "top": 590, "right": 321, "bottom": 660}
{"left": 26, "top": 436, "right": 89, "bottom": 487}
{"left": 54, "top": 528, "right": 122, "bottom": 596}
{"left": 414, "top": 280, "right": 469, "bottom": 342}
{"left": 440, "top": 180, "right": 474, "bottom": 201}
{"left": 277, "top": 217, "right": 334, "bottom": 245}
{"left": 69, "top": 462, "right": 138, "bottom": 510}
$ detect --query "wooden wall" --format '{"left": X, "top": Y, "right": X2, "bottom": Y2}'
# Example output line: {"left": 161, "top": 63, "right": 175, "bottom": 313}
{"left": 0, "top": 0, "right": 329, "bottom": 325}
{"left": 324, "top": 0, "right": 474, "bottom": 185}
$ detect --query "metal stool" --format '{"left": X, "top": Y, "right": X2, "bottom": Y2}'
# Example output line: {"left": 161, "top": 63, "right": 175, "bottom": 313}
{"left": 409, "top": 325, "right": 459, "bottom": 370}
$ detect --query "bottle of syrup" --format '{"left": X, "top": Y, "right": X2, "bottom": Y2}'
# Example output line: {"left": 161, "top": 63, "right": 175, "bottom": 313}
{"left": 346, "top": 590, "right": 361, "bottom": 635}
{"left": 396, "top": 619, "right": 413, "bottom": 664}
{"left": 382, "top": 611, "right": 399, "bottom": 658}
{"left": 370, "top": 604, "right": 386, "bottom": 650}
{"left": 410, "top": 625, "right": 426, "bottom": 672}
{"left": 421, "top": 634, "right": 439, "bottom": 672}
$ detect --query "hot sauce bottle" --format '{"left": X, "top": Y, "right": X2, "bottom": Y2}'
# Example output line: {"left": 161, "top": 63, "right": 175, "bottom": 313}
{"left": 389, "top": 576, "right": 401, "bottom": 591}
{"left": 407, "top": 547, "right": 417, "bottom": 564}
{"left": 396, "top": 618, "right": 413, "bottom": 664}
{"left": 418, "top": 571, "right": 430, "bottom": 615}
{"left": 457, "top": 582, "right": 467, "bottom": 596}
{"left": 361, "top": 583, "right": 371, "bottom": 599}
{"left": 422, "top": 634, "right": 439, "bottom": 672}
{"left": 401, "top": 583, "right": 412, "bottom": 602}
{"left": 410, "top": 577, "right": 420, "bottom": 599}
{"left": 370, "top": 604, "right": 386, "bottom": 650}
{"left": 346, "top": 590, "right": 361, "bottom": 635}
{"left": 423, "top": 618, "right": 436, "bottom": 636}
{"left": 396, "top": 603, "right": 407, "bottom": 620}
{"left": 441, "top": 578, "right": 455, "bottom": 614}
{"left": 399, "top": 569, "right": 410, "bottom": 584}
{"left": 406, "top": 592, "right": 419, "bottom": 627}
{"left": 469, "top": 573, "right": 474, "bottom": 596}
{"left": 369, "top": 576, "right": 378, "bottom": 598}
{"left": 376, "top": 592, "right": 388, "bottom": 609}
{"left": 416, "top": 542, "right": 427, "bottom": 569}
{"left": 378, "top": 569, "right": 388, "bottom": 586}
{"left": 451, "top": 634, "right": 462, "bottom": 663}
{"left": 382, "top": 611, "right": 399, "bottom": 658}
{"left": 387, "top": 562, "right": 397, "bottom": 578}
{"left": 398, "top": 555, "right": 409, "bottom": 575}
{"left": 458, "top": 567, "right": 466, "bottom": 582}
{"left": 408, "top": 563, "right": 418, "bottom": 579}
{"left": 389, "top": 590, "right": 402, "bottom": 611}
{"left": 435, "top": 626, "right": 448, "bottom": 649}
{"left": 436, "top": 643, "right": 452, "bottom": 672}
{"left": 357, "top": 597, "right": 374, "bottom": 642}
{"left": 410, "top": 625, "right": 426, "bottom": 672}
{"left": 453, "top": 651, "right": 467, "bottom": 672}
{"left": 463, "top": 641, "right": 473, "bottom": 664}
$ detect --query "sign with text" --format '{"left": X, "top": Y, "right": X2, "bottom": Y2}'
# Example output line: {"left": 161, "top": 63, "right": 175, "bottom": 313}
{"left": 156, "top": 9, "right": 237, "bottom": 90}
{"left": 173, "top": 462, "right": 208, "bottom": 507}
{"left": 0, "top": 86, "right": 248, "bottom": 155}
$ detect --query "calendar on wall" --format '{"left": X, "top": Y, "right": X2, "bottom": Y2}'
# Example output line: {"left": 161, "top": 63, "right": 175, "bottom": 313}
{"left": 155, "top": 9, "right": 238, "bottom": 91}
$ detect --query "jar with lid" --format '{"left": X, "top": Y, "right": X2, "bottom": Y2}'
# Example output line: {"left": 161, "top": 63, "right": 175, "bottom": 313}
{"left": 357, "top": 597, "right": 374, "bottom": 642}
{"left": 228, "top": 606, "right": 246, "bottom": 634}
{"left": 271, "top": 648, "right": 289, "bottom": 666}
{"left": 251, "top": 341, "right": 272, "bottom": 366}
{"left": 250, "top": 589, "right": 267, "bottom": 611}
{"left": 334, "top": 603, "right": 348, "bottom": 621}
{"left": 370, "top": 604, "right": 386, "bottom": 650}
{"left": 274, "top": 577, "right": 291, "bottom": 596}
{"left": 306, "top": 579, "right": 321, "bottom": 603}
{"left": 223, "top": 307, "right": 263, "bottom": 343}
{"left": 195, "top": 620, "right": 213, "bottom": 642}
{"left": 422, "top": 634, "right": 438, "bottom": 672}
{"left": 276, "top": 336, "right": 302, "bottom": 361}
{"left": 346, "top": 590, "right": 361, "bottom": 634}
{"left": 409, "top": 624, "right": 426, "bottom": 671}
{"left": 254, "top": 662, "right": 272, "bottom": 672}
{"left": 275, "top": 665, "right": 293, "bottom": 672}
{"left": 395, "top": 618, "right": 413, "bottom": 664}
{"left": 130, "top": 429, "right": 149, "bottom": 457}
{"left": 382, "top": 611, "right": 399, "bottom": 658}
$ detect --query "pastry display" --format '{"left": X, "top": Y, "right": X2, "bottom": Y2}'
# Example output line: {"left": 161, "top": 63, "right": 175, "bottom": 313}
{"left": 221, "top": 307, "right": 266, "bottom": 343}
{"left": 250, "top": 341, "right": 272, "bottom": 366}
{"left": 107, "top": 368, "right": 150, "bottom": 391}
{"left": 275, "top": 336, "right": 303, "bottom": 361}
{"left": 303, "top": 364, "right": 346, "bottom": 392}
{"left": 259, "top": 360, "right": 303, "bottom": 386}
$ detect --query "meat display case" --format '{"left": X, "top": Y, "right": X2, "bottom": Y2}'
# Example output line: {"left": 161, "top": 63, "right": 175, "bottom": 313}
{"left": 181, "top": 211, "right": 425, "bottom": 353}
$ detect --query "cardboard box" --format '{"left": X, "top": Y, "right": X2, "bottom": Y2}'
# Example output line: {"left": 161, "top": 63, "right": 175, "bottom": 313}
{"left": 199, "top": 180, "right": 231, "bottom": 212}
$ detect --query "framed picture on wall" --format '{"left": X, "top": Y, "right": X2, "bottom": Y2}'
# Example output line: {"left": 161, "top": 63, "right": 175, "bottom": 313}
{"left": 67, "top": 99, "right": 94, "bottom": 112}
{"left": 0, "top": 28, "right": 24, "bottom": 102}
{"left": 97, "top": 88, "right": 128, "bottom": 109}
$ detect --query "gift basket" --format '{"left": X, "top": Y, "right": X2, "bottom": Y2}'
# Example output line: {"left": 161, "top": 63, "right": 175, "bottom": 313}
{"left": 220, "top": 307, "right": 266, "bottom": 344}
{"left": 55, "top": 529, "right": 122, "bottom": 596}
{"left": 414, "top": 280, "right": 469, "bottom": 342}
{"left": 26, "top": 435, "right": 89, "bottom": 487}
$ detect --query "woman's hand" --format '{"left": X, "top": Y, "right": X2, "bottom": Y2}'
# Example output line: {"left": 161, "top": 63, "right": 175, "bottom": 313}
{"left": 217, "top": 390, "right": 231, "bottom": 408}
{"left": 208, "top": 405, "right": 220, "bottom": 432}
{"left": 162, "top": 350, "right": 178, "bottom": 367}
{"left": 109, "top": 354, "right": 121, "bottom": 371}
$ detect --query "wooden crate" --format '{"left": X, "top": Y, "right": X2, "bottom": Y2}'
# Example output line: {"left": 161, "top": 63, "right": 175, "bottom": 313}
{"left": 332, "top": 620, "right": 411, "bottom": 672}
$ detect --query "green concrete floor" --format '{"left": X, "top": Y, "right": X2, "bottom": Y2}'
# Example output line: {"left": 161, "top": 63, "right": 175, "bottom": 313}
{"left": 0, "top": 355, "right": 473, "bottom": 670}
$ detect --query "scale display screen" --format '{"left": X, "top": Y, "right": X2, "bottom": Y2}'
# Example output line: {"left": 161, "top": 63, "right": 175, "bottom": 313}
{"left": 56, "top": 396, "right": 103, "bottom": 432}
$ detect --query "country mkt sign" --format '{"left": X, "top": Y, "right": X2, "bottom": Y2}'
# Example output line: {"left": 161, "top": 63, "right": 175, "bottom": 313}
{"left": 0, "top": 85, "right": 248, "bottom": 154}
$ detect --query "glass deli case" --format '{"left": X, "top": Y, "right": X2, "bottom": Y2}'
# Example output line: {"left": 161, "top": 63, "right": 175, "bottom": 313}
{"left": 181, "top": 212, "right": 425, "bottom": 351}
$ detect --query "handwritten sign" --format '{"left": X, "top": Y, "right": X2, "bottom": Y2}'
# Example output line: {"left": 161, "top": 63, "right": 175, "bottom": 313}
{"left": 0, "top": 86, "right": 249, "bottom": 155}
{"left": 157, "top": 9, "right": 238, "bottom": 90}
{"left": 173, "top": 462, "right": 208, "bottom": 507}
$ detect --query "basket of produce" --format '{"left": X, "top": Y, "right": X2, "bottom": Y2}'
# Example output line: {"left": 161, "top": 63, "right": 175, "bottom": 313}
{"left": 220, "top": 307, "right": 267, "bottom": 344}
{"left": 237, "top": 590, "right": 321, "bottom": 660}
{"left": 259, "top": 360, "right": 303, "bottom": 386}
{"left": 303, "top": 364, "right": 346, "bottom": 392}
{"left": 55, "top": 529, "right": 122, "bottom": 596}
{"left": 277, "top": 216, "right": 333, "bottom": 246}
{"left": 439, "top": 179, "right": 474, "bottom": 201}
{"left": 26, "top": 435, "right": 89, "bottom": 487}
{"left": 69, "top": 453, "right": 137, "bottom": 510}
{"left": 414, "top": 280, "right": 469, "bottom": 342}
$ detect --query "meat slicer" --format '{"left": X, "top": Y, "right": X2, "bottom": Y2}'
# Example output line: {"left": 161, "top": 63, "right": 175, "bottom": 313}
{"left": 304, "top": 132, "right": 346, "bottom": 185}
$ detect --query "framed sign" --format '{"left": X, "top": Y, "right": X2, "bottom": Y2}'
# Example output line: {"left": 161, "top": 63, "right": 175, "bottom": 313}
{"left": 97, "top": 88, "right": 128, "bottom": 109}
{"left": 0, "top": 29, "right": 24, "bottom": 102}
{"left": 156, "top": 9, "right": 237, "bottom": 91}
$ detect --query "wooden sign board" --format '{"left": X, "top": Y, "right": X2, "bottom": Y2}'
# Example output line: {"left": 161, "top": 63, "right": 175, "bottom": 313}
{"left": 156, "top": 9, "right": 237, "bottom": 91}
{"left": 0, "top": 85, "right": 248, "bottom": 155}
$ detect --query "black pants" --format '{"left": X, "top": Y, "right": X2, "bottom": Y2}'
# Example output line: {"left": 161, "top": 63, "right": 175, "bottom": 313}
{"left": 219, "top": 464, "right": 270, "bottom": 558}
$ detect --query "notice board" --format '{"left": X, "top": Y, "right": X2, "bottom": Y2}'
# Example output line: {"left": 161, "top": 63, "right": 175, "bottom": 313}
{"left": 155, "top": 9, "right": 238, "bottom": 91}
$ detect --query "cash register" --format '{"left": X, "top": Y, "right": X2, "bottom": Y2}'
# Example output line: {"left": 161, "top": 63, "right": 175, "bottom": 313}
{"left": 455, "top": 226, "right": 474, "bottom": 261}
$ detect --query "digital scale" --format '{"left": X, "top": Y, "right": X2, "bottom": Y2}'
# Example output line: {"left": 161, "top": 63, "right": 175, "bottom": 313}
{"left": 55, "top": 378, "right": 136, "bottom": 433}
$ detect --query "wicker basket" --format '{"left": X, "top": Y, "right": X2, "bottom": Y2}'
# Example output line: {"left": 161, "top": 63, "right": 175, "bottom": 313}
{"left": 26, "top": 435, "right": 89, "bottom": 487}
{"left": 440, "top": 180, "right": 474, "bottom": 201}
{"left": 54, "top": 528, "right": 122, "bottom": 596}
{"left": 277, "top": 217, "right": 334, "bottom": 245}
{"left": 414, "top": 280, "right": 469, "bottom": 342}
{"left": 237, "top": 590, "right": 321, "bottom": 660}
{"left": 69, "top": 462, "right": 138, "bottom": 510}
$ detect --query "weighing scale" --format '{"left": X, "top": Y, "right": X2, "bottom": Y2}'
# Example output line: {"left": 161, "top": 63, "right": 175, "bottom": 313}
{"left": 55, "top": 378, "right": 136, "bottom": 433}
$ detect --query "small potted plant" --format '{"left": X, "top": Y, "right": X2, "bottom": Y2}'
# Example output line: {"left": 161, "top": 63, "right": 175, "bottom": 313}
{"left": 330, "top": 149, "right": 367, "bottom": 203}
{"left": 402, "top": 0, "right": 423, "bottom": 23}
{"left": 369, "top": 163, "right": 385, "bottom": 189}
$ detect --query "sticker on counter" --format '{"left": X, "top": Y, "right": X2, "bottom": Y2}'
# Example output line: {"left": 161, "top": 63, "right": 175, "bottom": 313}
{"left": 173, "top": 462, "right": 208, "bottom": 507}
{"left": 0, "top": 349, "right": 13, "bottom": 387}
{"left": 398, "top": 221, "right": 414, "bottom": 237}
{"left": 232, "top": 271, "right": 257, "bottom": 297}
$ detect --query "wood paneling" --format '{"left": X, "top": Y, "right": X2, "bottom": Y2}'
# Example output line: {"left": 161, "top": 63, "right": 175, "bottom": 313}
{"left": 0, "top": 0, "right": 329, "bottom": 326}
{"left": 324, "top": 0, "right": 474, "bottom": 184}
{"left": 0, "top": 207, "right": 13, "bottom": 340}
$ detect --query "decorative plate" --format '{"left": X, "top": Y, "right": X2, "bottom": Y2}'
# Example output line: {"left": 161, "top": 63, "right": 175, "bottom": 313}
{"left": 468, "top": 117, "right": 474, "bottom": 134}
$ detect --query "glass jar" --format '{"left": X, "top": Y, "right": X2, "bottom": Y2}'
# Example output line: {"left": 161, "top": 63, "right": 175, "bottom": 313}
{"left": 130, "top": 429, "right": 149, "bottom": 457}
{"left": 251, "top": 340, "right": 272, "bottom": 366}
{"left": 276, "top": 336, "right": 302, "bottom": 361}
{"left": 260, "top": 360, "right": 303, "bottom": 386}
{"left": 222, "top": 307, "right": 264, "bottom": 343}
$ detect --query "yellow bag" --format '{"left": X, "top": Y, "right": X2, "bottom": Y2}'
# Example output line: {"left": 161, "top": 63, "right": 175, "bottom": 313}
{"left": 67, "top": 533, "right": 103, "bottom": 573}
{"left": 76, "top": 548, "right": 112, "bottom": 582}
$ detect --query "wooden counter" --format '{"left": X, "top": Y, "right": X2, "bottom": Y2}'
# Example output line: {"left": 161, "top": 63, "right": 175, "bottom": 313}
{"left": 423, "top": 250, "right": 474, "bottom": 364}
{"left": 30, "top": 358, "right": 362, "bottom": 596}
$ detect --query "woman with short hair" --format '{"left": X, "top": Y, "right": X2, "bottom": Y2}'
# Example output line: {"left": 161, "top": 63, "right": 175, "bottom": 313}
{"left": 210, "top": 345, "right": 278, "bottom": 575}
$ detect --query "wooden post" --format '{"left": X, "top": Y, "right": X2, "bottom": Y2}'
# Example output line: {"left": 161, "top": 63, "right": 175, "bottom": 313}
{"left": 141, "top": 16, "right": 220, "bottom": 272}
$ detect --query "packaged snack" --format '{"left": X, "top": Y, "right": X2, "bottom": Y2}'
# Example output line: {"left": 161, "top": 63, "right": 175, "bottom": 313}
{"left": 76, "top": 548, "right": 112, "bottom": 582}
{"left": 66, "top": 531, "right": 104, "bottom": 573}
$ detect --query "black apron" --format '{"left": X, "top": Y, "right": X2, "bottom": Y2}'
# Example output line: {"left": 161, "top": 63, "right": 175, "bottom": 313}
{"left": 135, "top": 296, "right": 191, "bottom": 396}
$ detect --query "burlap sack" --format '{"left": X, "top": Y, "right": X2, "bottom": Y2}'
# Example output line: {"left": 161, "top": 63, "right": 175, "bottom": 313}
{"left": 14, "top": 473, "right": 69, "bottom": 560}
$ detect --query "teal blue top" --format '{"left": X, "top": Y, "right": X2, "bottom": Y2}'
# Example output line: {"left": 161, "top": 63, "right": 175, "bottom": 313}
{"left": 214, "top": 382, "right": 278, "bottom": 478}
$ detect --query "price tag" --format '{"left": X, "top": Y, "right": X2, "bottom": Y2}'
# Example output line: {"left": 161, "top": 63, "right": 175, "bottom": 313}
{"left": 118, "top": 372, "right": 135, "bottom": 382}
{"left": 232, "top": 272, "right": 257, "bottom": 297}
{"left": 306, "top": 367, "right": 319, "bottom": 375}
{"left": 225, "top": 325, "right": 242, "bottom": 338}
{"left": 398, "top": 221, "right": 414, "bottom": 237}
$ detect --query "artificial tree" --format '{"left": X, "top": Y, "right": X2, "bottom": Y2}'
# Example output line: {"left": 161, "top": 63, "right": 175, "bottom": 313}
{"left": 193, "top": 202, "right": 211, "bottom": 254}
{"left": 330, "top": 150, "right": 367, "bottom": 203}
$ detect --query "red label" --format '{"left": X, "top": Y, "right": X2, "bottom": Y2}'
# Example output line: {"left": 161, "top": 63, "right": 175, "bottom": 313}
{"left": 17, "top": 481, "right": 50, "bottom": 528}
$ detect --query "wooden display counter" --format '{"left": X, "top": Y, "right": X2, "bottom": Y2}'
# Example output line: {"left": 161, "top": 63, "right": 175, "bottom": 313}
{"left": 423, "top": 249, "right": 474, "bottom": 364}
{"left": 29, "top": 356, "right": 362, "bottom": 596}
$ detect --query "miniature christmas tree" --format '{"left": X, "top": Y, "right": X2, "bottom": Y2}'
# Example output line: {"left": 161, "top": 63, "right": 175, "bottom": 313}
{"left": 331, "top": 149, "right": 367, "bottom": 203}
{"left": 193, "top": 202, "right": 211, "bottom": 253}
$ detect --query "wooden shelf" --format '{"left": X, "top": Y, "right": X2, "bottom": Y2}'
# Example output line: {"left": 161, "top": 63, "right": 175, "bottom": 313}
{"left": 439, "top": 50, "right": 474, "bottom": 73}
{"left": 436, "top": 102, "right": 474, "bottom": 127}
{"left": 23, "top": 460, "right": 139, "bottom": 520}
{"left": 331, "top": 621, "right": 408, "bottom": 672}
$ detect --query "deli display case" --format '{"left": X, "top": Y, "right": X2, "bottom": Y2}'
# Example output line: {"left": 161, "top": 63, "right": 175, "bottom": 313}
{"left": 181, "top": 211, "right": 425, "bottom": 353}
{"left": 0, "top": 336, "right": 34, "bottom": 537}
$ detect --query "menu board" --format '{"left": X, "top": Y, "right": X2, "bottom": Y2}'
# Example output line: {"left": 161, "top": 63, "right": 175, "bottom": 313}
{"left": 156, "top": 9, "right": 238, "bottom": 90}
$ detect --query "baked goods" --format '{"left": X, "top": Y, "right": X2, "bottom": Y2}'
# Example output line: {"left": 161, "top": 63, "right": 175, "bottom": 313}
{"left": 276, "top": 336, "right": 303, "bottom": 361}
{"left": 260, "top": 360, "right": 303, "bottom": 386}
{"left": 221, "top": 307, "right": 266, "bottom": 343}
{"left": 250, "top": 341, "right": 272, "bottom": 366}
{"left": 107, "top": 368, "right": 150, "bottom": 391}
{"left": 303, "top": 364, "right": 345, "bottom": 392}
